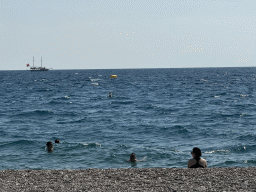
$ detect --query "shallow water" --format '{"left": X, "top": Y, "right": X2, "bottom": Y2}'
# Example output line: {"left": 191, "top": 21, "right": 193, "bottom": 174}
{"left": 1, "top": 68, "right": 256, "bottom": 169}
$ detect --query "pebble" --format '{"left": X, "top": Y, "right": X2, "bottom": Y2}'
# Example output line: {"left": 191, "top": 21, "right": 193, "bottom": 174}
{"left": 0, "top": 167, "right": 255, "bottom": 191}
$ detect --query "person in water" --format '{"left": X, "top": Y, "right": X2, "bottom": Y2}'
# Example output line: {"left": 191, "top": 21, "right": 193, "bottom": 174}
{"left": 46, "top": 141, "right": 53, "bottom": 152}
{"left": 128, "top": 153, "right": 138, "bottom": 162}
{"left": 55, "top": 139, "right": 60, "bottom": 143}
{"left": 109, "top": 92, "right": 112, "bottom": 97}
{"left": 188, "top": 147, "right": 207, "bottom": 168}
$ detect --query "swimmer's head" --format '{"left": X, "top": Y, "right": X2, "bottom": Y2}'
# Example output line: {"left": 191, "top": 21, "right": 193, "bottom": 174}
{"left": 46, "top": 141, "right": 53, "bottom": 152}
{"left": 55, "top": 139, "right": 60, "bottom": 143}
{"left": 130, "top": 153, "right": 136, "bottom": 162}
{"left": 191, "top": 147, "right": 202, "bottom": 158}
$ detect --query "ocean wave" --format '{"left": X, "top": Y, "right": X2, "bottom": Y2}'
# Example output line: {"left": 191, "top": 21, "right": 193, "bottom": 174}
{"left": 245, "top": 160, "right": 256, "bottom": 164}
{"left": 236, "top": 134, "right": 256, "bottom": 141}
{"left": 78, "top": 143, "right": 101, "bottom": 148}
{"left": 205, "top": 149, "right": 230, "bottom": 154}
{"left": 206, "top": 144, "right": 256, "bottom": 155}
{"left": 168, "top": 125, "right": 190, "bottom": 135}
{"left": 32, "top": 110, "right": 54, "bottom": 115}
{"left": 232, "top": 145, "right": 256, "bottom": 153}
{"left": 114, "top": 144, "right": 129, "bottom": 149}
{"left": 1, "top": 140, "right": 36, "bottom": 148}
{"left": 240, "top": 94, "right": 249, "bottom": 97}
{"left": 90, "top": 79, "right": 100, "bottom": 82}
{"left": 220, "top": 113, "right": 238, "bottom": 118}
{"left": 57, "top": 142, "right": 102, "bottom": 148}
{"left": 48, "top": 96, "right": 72, "bottom": 105}
{"left": 111, "top": 101, "right": 134, "bottom": 105}
{"left": 56, "top": 117, "right": 87, "bottom": 124}
{"left": 223, "top": 160, "right": 237, "bottom": 166}
{"left": 52, "top": 96, "right": 71, "bottom": 100}
{"left": 36, "top": 89, "right": 53, "bottom": 92}
{"left": 48, "top": 100, "right": 66, "bottom": 105}
{"left": 45, "top": 142, "right": 102, "bottom": 152}
{"left": 16, "top": 110, "right": 54, "bottom": 117}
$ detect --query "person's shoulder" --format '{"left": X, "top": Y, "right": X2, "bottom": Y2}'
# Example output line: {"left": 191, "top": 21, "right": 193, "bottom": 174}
{"left": 188, "top": 158, "right": 195, "bottom": 163}
{"left": 200, "top": 158, "right": 207, "bottom": 163}
{"left": 188, "top": 158, "right": 196, "bottom": 167}
{"left": 200, "top": 158, "right": 207, "bottom": 167}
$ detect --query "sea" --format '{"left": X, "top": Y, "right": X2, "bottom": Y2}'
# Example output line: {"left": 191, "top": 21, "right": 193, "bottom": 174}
{"left": 0, "top": 67, "right": 256, "bottom": 170}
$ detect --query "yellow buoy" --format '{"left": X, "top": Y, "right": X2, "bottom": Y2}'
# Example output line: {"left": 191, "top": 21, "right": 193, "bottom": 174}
{"left": 110, "top": 75, "right": 117, "bottom": 78}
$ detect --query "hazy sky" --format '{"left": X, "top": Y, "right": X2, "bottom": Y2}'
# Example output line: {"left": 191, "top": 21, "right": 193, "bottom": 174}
{"left": 1, "top": 0, "right": 255, "bottom": 70}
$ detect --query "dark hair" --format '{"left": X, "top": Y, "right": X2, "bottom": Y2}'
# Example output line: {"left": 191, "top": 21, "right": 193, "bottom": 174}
{"left": 192, "top": 147, "right": 202, "bottom": 161}
{"left": 130, "top": 153, "right": 136, "bottom": 158}
{"left": 46, "top": 141, "right": 53, "bottom": 152}
{"left": 55, "top": 139, "right": 60, "bottom": 143}
{"left": 130, "top": 153, "right": 136, "bottom": 162}
{"left": 46, "top": 141, "right": 53, "bottom": 147}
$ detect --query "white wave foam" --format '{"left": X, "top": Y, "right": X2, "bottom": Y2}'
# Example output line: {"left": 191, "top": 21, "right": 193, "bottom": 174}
{"left": 91, "top": 79, "right": 99, "bottom": 81}
{"left": 205, "top": 149, "right": 229, "bottom": 154}
{"left": 80, "top": 143, "right": 101, "bottom": 147}
{"left": 205, "top": 151, "right": 214, "bottom": 154}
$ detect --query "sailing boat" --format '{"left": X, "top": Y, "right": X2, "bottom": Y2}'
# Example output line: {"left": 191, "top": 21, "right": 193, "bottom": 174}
{"left": 28, "top": 56, "right": 49, "bottom": 71}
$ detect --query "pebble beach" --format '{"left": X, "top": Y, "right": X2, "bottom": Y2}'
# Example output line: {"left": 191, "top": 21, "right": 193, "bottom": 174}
{"left": 0, "top": 167, "right": 255, "bottom": 191}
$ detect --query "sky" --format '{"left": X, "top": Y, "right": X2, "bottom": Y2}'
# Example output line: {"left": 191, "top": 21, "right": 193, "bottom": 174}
{"left": 0, "top": 0, "right": 255, "bottom": 70}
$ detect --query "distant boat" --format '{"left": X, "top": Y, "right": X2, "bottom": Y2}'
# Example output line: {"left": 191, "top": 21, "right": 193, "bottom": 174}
{"left": 27, "top": 57, "right": 49, "bottom": 71}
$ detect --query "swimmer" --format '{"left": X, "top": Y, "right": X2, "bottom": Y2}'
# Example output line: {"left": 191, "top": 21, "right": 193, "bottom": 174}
{"left": 55, "top": 139, "right": 60, "bottom": 143}
{"left": 127, "top": 153, "right": 138, "bottom": 162}
{"left": 188, "top": 147, "right": 207, "bottom": 168}
{"left": 46, "top": 141, "right": 53, "bottom": 152}
{"left": 109, "top": 92, "right": 112, "bottom": 97}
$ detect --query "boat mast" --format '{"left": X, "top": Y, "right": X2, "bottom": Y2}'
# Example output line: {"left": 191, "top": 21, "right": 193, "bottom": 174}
{"left": 41, "top": 57, "right": 42, "bottom": 68}
{"left": 33, "top": 56, "right": 34, "bottom": 67}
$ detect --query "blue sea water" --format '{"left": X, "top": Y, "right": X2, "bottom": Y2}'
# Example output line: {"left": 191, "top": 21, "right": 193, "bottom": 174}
{"left": 1, "top": 68, "right": 256, "bottom": 170}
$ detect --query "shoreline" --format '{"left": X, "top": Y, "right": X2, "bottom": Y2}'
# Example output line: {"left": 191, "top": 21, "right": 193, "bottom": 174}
{"left": 0, "top": 167, "right": 255, "bottom": 191}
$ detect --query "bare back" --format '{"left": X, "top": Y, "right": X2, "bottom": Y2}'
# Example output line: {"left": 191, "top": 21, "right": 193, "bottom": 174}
{"left": 188, "top": 158, "right": 207, "bottom": 168}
